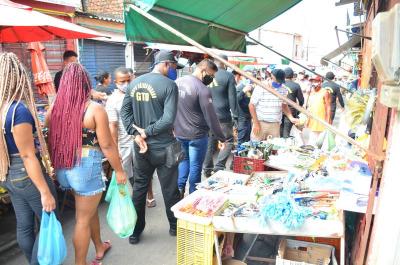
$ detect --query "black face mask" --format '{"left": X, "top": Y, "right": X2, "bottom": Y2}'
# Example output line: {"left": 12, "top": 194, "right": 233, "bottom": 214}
{"left": 202, "top": 74, "right": 214, "bottom": 86}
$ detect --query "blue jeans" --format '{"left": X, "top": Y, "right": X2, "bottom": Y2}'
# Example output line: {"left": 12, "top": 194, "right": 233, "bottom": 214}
{"left": 178, "top": 136, "right": 208, "bottom": 194}
{"left": 238, "top": 119, "right": 252, "bottom": 146}
{"left": 1, "top": 155, "right": 57, "bottom": 265}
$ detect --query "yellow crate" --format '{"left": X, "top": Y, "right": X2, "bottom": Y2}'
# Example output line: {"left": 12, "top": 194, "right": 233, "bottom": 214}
{"left": 177, "top": 219, "right": 215, "bottom": 265}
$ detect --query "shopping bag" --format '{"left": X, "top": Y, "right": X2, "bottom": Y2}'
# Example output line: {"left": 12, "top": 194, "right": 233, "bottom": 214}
{"left": 105, "top": 173, "right": 116, "bottom": 203}
{"left": 106, "top": 173, "right": 137, "bottom": 238}
{"left": 37, "top": 211, "right": 67, "bottom": 265}
{"left": 317, "top": 131, "right": 336, "bottom": 151}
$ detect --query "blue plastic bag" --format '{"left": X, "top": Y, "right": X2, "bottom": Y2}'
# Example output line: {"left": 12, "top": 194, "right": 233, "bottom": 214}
{"left": 106, "top": 173, "right": 137, "bottom": 238}
{"left": 37, "top": 211, "right": 67, "bottom": 265}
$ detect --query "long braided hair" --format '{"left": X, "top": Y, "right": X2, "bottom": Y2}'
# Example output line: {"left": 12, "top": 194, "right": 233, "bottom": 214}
{"left": 0, "top": 52, "right": 52, "bottom": 181}
{"left": 49, "top": 63, "right": 92, "bottom": 169}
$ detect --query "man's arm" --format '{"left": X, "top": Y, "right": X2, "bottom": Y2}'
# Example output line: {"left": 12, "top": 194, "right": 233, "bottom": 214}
{"left": 121, "top": 88, "right": 138, "bottom": 136}
{"left": 296, "top": 85, "right": 305, "bottom": 107}
{"left": 282, "top": 104, "right": 297, "bottom": 122}
{"left": 200, "top": 88, "right": 226, "bottom": 141}
{"left": 228, "top": 75, "right": 239, "bottom": 119}
{"left": 336, "top": 86, "right": 345, "bottom": 108}
{"left": 144, "top": 83, "right": 178, "bottom": 137}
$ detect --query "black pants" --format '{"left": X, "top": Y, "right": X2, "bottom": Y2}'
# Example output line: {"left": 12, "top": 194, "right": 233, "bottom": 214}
{"left": 203, "top": 121, "right": 234, "bottom": 176}
{"left": 330, "top": 106, "right": 337, "bottom": 123}
{"left": 280, "top": 115, "right": 294, "bottom": 138}
{"left": 132, "top": 143, "right": 180, "bottom": 235}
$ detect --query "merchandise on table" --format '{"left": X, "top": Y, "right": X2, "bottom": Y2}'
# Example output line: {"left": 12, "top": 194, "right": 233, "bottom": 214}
{"left": 219, "top": 202, "right": 260, "bottom": 218}
{"left": 246, "top": 171, "right": 287, "bottom": 196}
{"left": 172, "top": 190, "right": 228, "bottom": 225}
{"left": 196, "top": 170, "right": 250, "bottom": 192}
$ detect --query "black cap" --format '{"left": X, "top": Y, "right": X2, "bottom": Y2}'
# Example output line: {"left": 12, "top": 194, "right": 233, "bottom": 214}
{"left": 325, "top": 71, "right": 335, "bottom": 80}
{"left": 272, "top": 69, "right": 285, "bottom": 84}
{"left": 154, "top": 50, "right": 178, "bottom": 65}
{"left": 284, "top": 67, "right": 294, "bottom": 79}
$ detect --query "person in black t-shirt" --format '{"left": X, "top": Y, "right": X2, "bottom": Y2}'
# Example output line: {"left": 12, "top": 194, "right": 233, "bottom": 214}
{"left": 322, "top": 71, "right": 345, "bottom": 123}
{"left": 121, "top": 50, "right": 181, "bottom": 244}
{"left": 54, "top": 50, "right": 77, "bottom": 92}
{"left": 281, "top": 67, "right": 304, "bottom": 138}
{"left": 203, "top": 55, "right": 238, "bottom": 177}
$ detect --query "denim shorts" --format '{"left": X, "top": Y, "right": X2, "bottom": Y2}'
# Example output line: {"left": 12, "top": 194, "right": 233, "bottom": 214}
{"left": 56, "top": 148, "right": 105, "bottom": 196}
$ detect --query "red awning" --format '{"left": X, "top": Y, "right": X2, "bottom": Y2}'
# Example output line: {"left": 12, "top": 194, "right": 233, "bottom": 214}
{"left": 0, "top": 0, "right": 106, "bottom": 43}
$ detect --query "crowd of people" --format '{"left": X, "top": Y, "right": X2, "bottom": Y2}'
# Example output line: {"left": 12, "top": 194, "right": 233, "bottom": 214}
{"left": 0, "top": 49, "right": 348, "bottom": 265}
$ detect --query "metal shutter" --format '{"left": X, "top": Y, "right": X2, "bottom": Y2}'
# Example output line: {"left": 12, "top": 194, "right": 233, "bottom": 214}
{"left": 79, "top": 39, "right": 126, "bottom": 89}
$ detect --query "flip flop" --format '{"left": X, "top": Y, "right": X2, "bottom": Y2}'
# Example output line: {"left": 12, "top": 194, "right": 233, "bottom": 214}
{"left": 147, "top": 198, "right": 157, "bottom": 208}
{"left": 95, "top": 240, "right": 112, "bottom": 261}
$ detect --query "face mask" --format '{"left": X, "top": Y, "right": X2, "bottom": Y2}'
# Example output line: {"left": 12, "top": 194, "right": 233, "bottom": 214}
{"left": 272, "top": 81, "right": 282, "bottom": 88}
{"left": 202, "top": 74, "right": 214, "bottom": 86}
{"left": 167, "top": 67, "right": 177, "bottom": 80}
{"left": 116, "top": 83, "right": 129, "bottom": 93}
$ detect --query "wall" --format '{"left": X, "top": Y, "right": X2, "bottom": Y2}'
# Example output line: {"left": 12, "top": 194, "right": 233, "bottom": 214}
{"left": 84, "top": 0, "right": 123, "bottom": 19}
{"left": 365, "top": 0, "right": 400, "bottom": 264}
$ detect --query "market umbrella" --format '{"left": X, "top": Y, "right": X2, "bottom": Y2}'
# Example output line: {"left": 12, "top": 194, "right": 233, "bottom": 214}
{"left": 27, "top": 42, "right": 55, "bottom": 96}
{"left": 0, "top": 0, "right": 104, "bottom": 43}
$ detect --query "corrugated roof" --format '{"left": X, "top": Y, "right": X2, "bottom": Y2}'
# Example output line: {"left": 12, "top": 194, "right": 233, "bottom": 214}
{"left": 75, "top": 11, "right": 123, "bottom": 23}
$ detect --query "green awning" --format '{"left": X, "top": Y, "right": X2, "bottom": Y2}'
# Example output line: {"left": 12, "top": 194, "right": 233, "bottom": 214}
{"left": 124, "top": 0, "right": 302, "bottom": 52}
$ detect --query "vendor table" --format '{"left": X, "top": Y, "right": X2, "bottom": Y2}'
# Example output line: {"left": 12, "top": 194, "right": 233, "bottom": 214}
{"left": 212, "top": 211, "right": 345, "bottom": 265}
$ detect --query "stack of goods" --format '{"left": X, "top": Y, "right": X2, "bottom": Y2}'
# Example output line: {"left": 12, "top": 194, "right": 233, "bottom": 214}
{"left": 267, "top": 145, "right": 322, "bottom": 171}
{"left": 236, "top": 141, "right": 273, "bottom": 160}
{"left": 219, "top": 202, "right": 260, "bottom": 218}
{"left": 196, "top": 171, "right": 250, "bottom": 192}
{"left": 246, "top": 171, "right": 287, "bottom": 196}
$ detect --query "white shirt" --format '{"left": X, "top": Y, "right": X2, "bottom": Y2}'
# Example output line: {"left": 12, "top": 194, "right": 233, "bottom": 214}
{"left": 250, "top": 84, "right": 287, "bottom": 123}
{"left": 105, "top": 90, "right": 133, "bottom": 148}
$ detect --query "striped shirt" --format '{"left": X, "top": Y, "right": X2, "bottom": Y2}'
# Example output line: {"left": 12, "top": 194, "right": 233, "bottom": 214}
{"left": 250, "top": 84, "right": 287, "bottom": 123}
{"left": 105, "top": 90, "right": 133, "bottom": 147}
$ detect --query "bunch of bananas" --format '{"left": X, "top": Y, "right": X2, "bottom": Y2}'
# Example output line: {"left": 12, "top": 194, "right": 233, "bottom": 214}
{"left": 346, "top": 92, "right": 370, "bottom": 128}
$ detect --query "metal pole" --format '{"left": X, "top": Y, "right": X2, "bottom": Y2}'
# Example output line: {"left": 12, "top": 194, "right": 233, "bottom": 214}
{"left": 127, "top": 4, "right": 384, "bottom": 162}
{"left": 335, "top": 26, "right": 372, "bottom": 40}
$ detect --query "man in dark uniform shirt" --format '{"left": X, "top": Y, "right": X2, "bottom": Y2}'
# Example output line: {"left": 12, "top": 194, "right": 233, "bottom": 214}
{"left": 174, "top": 59, "right": 226, "bottom": 195}
{"left": 203, "top": 55, "right": 238, "bottom": 177}
{"left": 121, "top": 50, "right": 181, "bottom": 244}
{"left": 281, "top": 67, "right": 304, "bottom": 138}
{"left": 322, "top": 72, "right": 345, "bottom": 123}
{"left": 54, "top": 50, "right": 78, "bottom": 92}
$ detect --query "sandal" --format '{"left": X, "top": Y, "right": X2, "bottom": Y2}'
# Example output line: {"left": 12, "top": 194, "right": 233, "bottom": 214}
{"left": 147, "top": 198, "right": 157, "bottom": 208}
{"left": 95, "top": 240, "right": 112, "bottom": 261}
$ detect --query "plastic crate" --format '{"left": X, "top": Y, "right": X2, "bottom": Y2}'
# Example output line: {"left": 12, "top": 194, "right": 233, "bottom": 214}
{"left": 233, "top": 156, "right": 265, "bottom": 175}
{"left": 177, "top": 219, "right": 215, "bottom": 265}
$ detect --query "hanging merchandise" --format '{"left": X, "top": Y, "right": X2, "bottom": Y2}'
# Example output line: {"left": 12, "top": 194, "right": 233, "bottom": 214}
{"left": 106, "top": 173, "right": 137, "bottom": 238}
{"left": 37, "top": 211, "right": 67, "bottom": 265}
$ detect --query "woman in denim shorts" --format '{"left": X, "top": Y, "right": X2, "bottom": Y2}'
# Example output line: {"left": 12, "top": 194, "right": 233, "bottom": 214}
{"left": 48, "top": 63, "right": 127, "bottom": 265}
{"left": 0, "top": 53, "right": 57, "bottom": 265}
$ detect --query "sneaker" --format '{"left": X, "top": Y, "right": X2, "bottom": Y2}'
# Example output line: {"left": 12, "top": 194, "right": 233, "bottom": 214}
{"left": 169, "top": 228, "right": 177, "bottom": 237}
{"left": 129, "top": 233, "right": 141, "bottom": 244}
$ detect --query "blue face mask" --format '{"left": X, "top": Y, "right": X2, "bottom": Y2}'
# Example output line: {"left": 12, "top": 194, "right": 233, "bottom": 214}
{"left": 272, "top": 81, "right": 282, "bottom": 89}
{"left": 167, "top": 67, "right": 177, "bottom": 80}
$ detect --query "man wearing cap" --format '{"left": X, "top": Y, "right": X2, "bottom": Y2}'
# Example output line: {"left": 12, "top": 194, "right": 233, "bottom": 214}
{"left": 322, "top": 71, "right": 345, "bottom": 123}
{"left": 281, "top": 67, "right": 304, "bottom": 138}
{"left": 121, "top": 50, "right": 181, "bottom": 244}
{"left": 203, "top": 55, "right": 238, "bottom": 177}
{"left": 249, "top": 69, "right": 298, "bottom": 140}
{"left": 307, "top": 76, "right": 331, "bottom": 146}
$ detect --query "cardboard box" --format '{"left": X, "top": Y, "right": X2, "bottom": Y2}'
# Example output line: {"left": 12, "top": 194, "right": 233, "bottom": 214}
{"left": 276, "top": 239, "right": 338, "bottom": 265}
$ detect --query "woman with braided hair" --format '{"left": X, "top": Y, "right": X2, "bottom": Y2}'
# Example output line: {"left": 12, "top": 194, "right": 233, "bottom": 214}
{"left": 48, "top": 62, "right": 127, "bottom": 265}
{"left": 0, "top": 52, "right": 57, "bottom": 265}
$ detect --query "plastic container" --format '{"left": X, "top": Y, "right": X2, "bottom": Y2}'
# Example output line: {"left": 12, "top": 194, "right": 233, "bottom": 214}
{"left": 177, "top": 219, "right": 215, "bottom": 265}
{"left": 233, "top": 156, "right": 265, "bottom": 175}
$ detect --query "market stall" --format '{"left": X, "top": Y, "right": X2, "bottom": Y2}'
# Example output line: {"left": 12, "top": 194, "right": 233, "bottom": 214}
{"left": 172, "top": 137, "right": 372, "bottom": 265}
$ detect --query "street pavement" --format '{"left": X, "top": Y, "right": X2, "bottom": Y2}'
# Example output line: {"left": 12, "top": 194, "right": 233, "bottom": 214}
{"left": 2, "top": 176, "right": 176, "bottom": 265}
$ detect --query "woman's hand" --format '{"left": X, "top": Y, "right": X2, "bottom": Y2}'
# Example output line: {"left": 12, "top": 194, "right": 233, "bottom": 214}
{"left": 41, "top": 191, "right": 56, "bottom": 212}
{"left": 115, "top": 170, "right": 127, "bottom": 185}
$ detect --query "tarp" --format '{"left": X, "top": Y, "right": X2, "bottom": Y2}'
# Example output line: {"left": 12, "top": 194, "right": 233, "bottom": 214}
{"left": 124, "top": 0, "right": 302, "bottom": 52}
{"left": 321, "top": 35, "right": 361, "bottom": 65}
